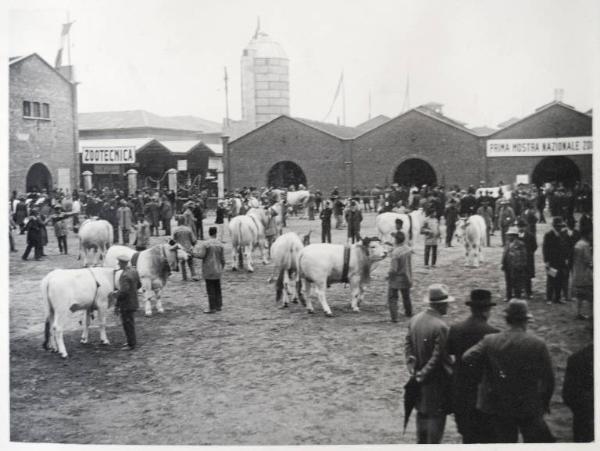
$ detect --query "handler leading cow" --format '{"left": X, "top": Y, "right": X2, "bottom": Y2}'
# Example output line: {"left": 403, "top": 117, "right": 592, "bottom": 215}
{"left": 298, "top": 237, "right": 388, "bottom": 316}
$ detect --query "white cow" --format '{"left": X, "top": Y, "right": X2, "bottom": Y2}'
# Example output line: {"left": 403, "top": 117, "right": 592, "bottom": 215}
{"left": 228, "top": 207, "right": 272, "bottom": 272}
{"left": 287, "top": 190, "right": 310, "bottom": 217}
{"left": 268, "top": 231, "right": 312, "bottom": 307}
{"left": 375, "top": 209, "right": 424, "bottom": 247}
{"left": 455, "top": 215, "right": 487, "bottom": 267}
{"left": 105, "top": 241, "right": 189, "bottom": 316}
{"left": 78, "top": 219, "right": 114, "bottom": 266}
{"left": 41, "top": 267, "right": 121, "bottom": 359}
{"left": 298, "top": 237, "right": 388, "bottom": 316}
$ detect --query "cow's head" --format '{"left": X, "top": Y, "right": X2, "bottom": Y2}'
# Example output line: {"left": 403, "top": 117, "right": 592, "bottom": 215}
{"left": 302, "top": 230, "right": 312, "bottom": 246}
{"left": 360, "top": 236, "right": 388, "bottom": 261}
{"left": 164, "top": 240, "right": 189, "bottom": 272}
{"left": 454, "top": 217, "right": 467, "bottom": 243}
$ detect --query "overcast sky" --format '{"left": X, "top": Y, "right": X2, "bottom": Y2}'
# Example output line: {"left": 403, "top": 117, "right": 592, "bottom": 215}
{"left": 7, "top": 0, "right": 599, "bottom": 128}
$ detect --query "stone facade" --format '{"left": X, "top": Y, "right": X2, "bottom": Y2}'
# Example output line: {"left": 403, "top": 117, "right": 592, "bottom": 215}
{"left": 9, "top": 54, "right": 79, "bottom": 194}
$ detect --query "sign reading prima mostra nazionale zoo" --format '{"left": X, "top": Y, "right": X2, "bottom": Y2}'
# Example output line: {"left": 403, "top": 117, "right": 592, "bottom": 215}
{"left": 487, "top": 136, "right": 593, "bottom": 157}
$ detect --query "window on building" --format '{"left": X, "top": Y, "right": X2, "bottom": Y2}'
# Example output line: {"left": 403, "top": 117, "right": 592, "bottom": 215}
{"left": 23, "top": 101, "right": 31, "bottom": 117}
{"left": 42, "top": 103, "right": 50, "bottom": 119}
{"left": 32, "top": 102, "right": 41, "bottom": 118}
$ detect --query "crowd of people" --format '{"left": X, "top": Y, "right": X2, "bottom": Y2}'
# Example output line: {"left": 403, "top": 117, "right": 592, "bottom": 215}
{"left": 9, "top": 178, "right": 594, "bottom": 444}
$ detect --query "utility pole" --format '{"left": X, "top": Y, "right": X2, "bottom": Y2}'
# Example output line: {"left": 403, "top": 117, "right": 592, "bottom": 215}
{"left": 341, "top": 71, "right": 346, "bottom": 126}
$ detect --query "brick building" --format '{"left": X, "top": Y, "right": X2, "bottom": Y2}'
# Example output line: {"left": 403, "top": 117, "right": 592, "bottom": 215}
{"left": 224, "top": 100, "right": 592, "bottom": 194}
{"left": 9, "top": 53, "right": 79, "bottom": 194}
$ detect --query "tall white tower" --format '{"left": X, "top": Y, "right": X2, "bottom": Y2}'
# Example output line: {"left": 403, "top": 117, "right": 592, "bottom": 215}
{"left": 241, "top": 27, "right": 290, "bottom": 128}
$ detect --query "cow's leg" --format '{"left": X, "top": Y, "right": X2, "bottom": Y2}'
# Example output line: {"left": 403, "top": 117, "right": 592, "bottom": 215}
{"left": 474, "top": 246, "right": 480, "bottom": 267}
{"left": 350, "top": 280, "right": 361, "bottom": 312}
{"left": 281, "top": 270, "right": 290, "bottom": 307}
{"left": 53, "top": 316, "right": 68, "bottom": 358}
{"left": 155, "top": 286, "right": 165, "bottom": 314}
{"left": 80, "top": 310, "right": 91, "bottom": 344}
{"left": 314, "top": 284, "right": 333, "bottom": 317}
{"left": 245, "top": 245, "right": 254, "bottom": 272}
{"left": 231, "top": 246, "right": 238, "bottom": 271}
{"left": 97, "top": 307, "right": 110, "bottom": 345}
{"left": 302, "top": 280, "right": 315, "bottom": 313}
{"left": 464, "top": 244, "right": 471, "bottom": 266}
{"left": 261, "top": 240, "right": 269, "bottom": 265}
{"left": 142, "top": 279, "right": 154, "bottom": 316}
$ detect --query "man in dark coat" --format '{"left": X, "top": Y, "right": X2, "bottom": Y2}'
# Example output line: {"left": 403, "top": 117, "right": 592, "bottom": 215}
{"left": 459, "top": 186, "right": 478, "bottom": 216}
{"left": 517, "top": 218, "right": 537, "bottom": 299}
{"left": 144, "top": 197, "right": 160, "bottom": 236}
{"left": 542, "top": 217, "right": 570, "bottom": 304}
{"left": 344, "top": 200, "right": 362, "bottom": 243}
{"left": 114, "top": 254, "right": 141, "bottom": 350}
{"left": 447, "top": 289, "right": 498, "bottom": 443}
{"left": 463, "top": 299, "right": 555, "bottom": 443}
{"left": 563, "top": 342, "right": 594, "bottom": 442}
{"left": 160, "top": 196, "right": 173, "bottom": 236}
{"left": 21, "top": 209, "right": 44, "bottom": 261}
{"left": 444, "top": 199, "right": 459, "bottom": 247}
{"left": 405, "top": 284, "right": 455, "bottom": 443}
{"left": 192, "top": 199, "right": 205, "bottom": 240}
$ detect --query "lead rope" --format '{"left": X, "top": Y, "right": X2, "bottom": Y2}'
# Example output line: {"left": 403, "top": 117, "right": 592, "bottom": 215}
{"left": 87, "top": 267, "right": 101, "bottom": 320}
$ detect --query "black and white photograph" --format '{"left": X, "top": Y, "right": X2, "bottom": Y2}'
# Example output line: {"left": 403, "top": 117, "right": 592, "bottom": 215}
{"left": 4, "top": 0, "right": 598, "bottom": 446}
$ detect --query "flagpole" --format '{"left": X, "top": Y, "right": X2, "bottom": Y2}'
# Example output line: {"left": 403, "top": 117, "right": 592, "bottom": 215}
{"left": 224, "top": 66, "right": 230, "bottom": 127}
{"left": 341, "top": 71, "right": 346, "bottom": 126}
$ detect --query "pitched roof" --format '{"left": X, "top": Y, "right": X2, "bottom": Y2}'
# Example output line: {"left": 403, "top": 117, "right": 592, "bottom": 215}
{"left": 470, "top": 125, "right": 497, "bottom": 136}
{"left": 491, "top": 101, "right": 591, "bottom": 137}
{"left": 293, "top": 117, "right": 359, "bottom": 139}
{"left": 9, "top": 53, "right": 73, "bottom": 84}
{"left": 78, "top": 110, "right": 221, "bottom": 133}
{"left": 354, "top": 115, "right": 391, "bottom": 133}
{"left": 413, "top": 106, "right": 476, "bottom": 135}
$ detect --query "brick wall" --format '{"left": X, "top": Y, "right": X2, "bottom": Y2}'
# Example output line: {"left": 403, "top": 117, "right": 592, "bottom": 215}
{"left": 228, "top": 117, "right": 347, "bottom": 193}
{"left": 486, "top": 104, "right": 592, "bottom": 185}
{"left": 9, "top": 55, "right": 78, "bottom": 193}
{"left": 353, "top": 110, "right": 484, "bottom": 188}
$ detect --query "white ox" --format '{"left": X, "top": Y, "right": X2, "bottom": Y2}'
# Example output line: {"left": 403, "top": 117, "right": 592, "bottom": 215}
{"left": 455, "top": 215, "right": 487, "bottom": 267}
{"left": 228, "top": 207, "right": 272, "bottom": 272}
{"left": 298, "top": 237, "right": 388, "bottom": 316}
{"left": 78, "top": 219, "right": 114, "bottom": 266}
{"left": 41, "top": 267, "right": 121, "bottom": 358}
{"left": 375, "top": 210, "right": 424, "bottom": 246}
{"left": 105, "top": 242, "right": 188, "bottom": 316}
{"left": 268, "top": 231, "right": 311, "bottom": 307}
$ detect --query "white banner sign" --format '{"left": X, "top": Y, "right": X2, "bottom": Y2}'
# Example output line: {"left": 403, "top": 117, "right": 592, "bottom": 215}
{"left": 177, "top": 159, "right": 188, "bottom": 171}
{"left": 81, "top": 146, "right": 136, "bottom": 164}
{"left": 487, "top": 136, "right": 592, "bottom": 157}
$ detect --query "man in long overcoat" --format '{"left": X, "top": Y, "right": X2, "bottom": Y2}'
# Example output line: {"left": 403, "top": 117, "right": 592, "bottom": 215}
{"left": 446, "top": 289, "right": 498, "bottom": 443}
{"left": 114, "top": 254, "right": 141, "bottom": 350}
{"left": 405, "top": 284, "right": 455, "bottom": 443}
{"left": 463, "top": 299, "right": 555, "bottom": 443}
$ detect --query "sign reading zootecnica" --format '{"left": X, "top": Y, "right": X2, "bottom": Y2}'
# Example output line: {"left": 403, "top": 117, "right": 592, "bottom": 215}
{"left": 81, "top": 146, "right": 136, "bottom": 164}
{"left": 487, "top": 137, "right": 593, "bottom": 157}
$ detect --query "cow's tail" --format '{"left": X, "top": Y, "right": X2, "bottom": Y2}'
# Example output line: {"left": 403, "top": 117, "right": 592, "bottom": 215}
{"left": 77, "top": 235, "right": 82, "bottom": 261}
{"left": 41, "top": 275, "right": 53, "bottom": 350}
{"left": 408, "top": 214, "right": 413, "bottom": 242}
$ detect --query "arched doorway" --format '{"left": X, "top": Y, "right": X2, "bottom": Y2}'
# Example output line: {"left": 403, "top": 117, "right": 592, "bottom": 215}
{"left": 393, "top": 158, "right": 437, "bottom": 187}
{"left": 267, "top": 161, "right": 307, "bottom": 188}
{"left": 531, "top": 156, "right": 580, "bottom": 188}
{"left": 26, "top": 163, "right": 52, "bottom": 193}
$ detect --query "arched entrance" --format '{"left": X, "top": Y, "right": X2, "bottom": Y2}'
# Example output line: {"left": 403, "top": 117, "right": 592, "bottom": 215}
{"left": 267, "top": 161, "right": 307, "bottom": 188}
{"left": 393, "top": 158, "right": 437, "bottom": 187}
{"left": 26, "top": 163, "right": 52, "bottom": 193}
{"left": 531, "top": 156, "right": 580, "bottom": 188}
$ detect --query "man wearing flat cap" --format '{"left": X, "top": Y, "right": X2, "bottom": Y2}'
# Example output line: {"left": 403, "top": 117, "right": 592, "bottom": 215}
{"left": 447, "top": 289, "right": 498, "bottom": 443}
{"left": 114, "top": 254, "right": 141, "bottom": 350}
{"left": 405, "top": 283, "right": 454, "bottom": 443}
{"left": 463, "top": 299, "right": 555, "bottom": 442}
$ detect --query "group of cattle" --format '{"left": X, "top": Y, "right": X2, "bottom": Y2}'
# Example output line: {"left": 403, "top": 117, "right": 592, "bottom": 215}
{"left": 39, "top": 196, "right": 487, "bottom": 359}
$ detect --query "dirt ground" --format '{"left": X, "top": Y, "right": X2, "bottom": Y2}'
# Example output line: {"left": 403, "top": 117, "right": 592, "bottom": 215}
{"left": 9, "top": 212, "right": 592, "bottom": 445}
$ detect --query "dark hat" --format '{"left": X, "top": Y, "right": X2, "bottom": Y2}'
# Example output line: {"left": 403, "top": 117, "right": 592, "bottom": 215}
{"left": 552, "top": 216, "right": 565, "bottom": 227}
{"left": 505, "top": 299, "right": 533, "bottom": 321}
{"left": 516, "top": 218, "right": 527, "bottom": 227}
{"left": 393, "top": 231, "right": 406, "bottom": 244}
{"left": 424, "top": 284, "right": 455, "bottom": 304}
{"left": 466, "top": 289, "right": 496, "bottom": 307}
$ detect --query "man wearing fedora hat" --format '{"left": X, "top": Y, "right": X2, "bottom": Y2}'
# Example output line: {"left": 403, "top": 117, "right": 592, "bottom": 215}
{"left": 113, "top": 253, "right": 141, "bottom": 350}
{"left": 405, "top": 283, "right": 454, "bottom": 443}
{"left": 447, "top": 289, "right": 499, "bottom": 443}
{"left": 502, "top": 226, "right": 528, "bottom": 301}
{"left": 542, "top": 217, "right": 570, "bottom": 305}
{"left": 463, "top": 299, "right": 555, "bottom": 443}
